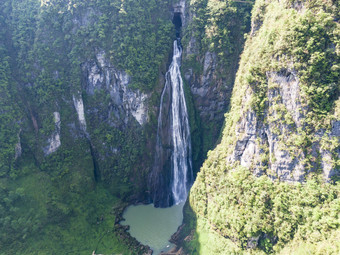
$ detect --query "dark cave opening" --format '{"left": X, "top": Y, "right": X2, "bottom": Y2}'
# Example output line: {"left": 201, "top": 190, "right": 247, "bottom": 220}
{"left": 172, "top": 12, "right": 182, "bottom": 38}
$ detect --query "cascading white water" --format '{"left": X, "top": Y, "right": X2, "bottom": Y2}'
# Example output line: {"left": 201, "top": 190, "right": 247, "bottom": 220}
{"left": 156, "top": 39, "right": 193, "bottom": 204}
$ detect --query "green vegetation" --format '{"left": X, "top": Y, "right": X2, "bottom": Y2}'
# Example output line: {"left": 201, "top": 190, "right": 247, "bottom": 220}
{"left": 0, "top": 0, "right": 176, "bottom": 253}
{"left": 1, "top": 0, "right": 339, "bottom": 254}
{"left": 182, "top": 0, "right": 253, "bottom": 69}
{"left": 181, "top": 0, "right": 253, "bottom": 168}
{"left": 0, "top": 170, "right": 133, "bottom": 255}
{"left": 184, "top": 0, "right": 340, "bottom": 254}
{"left": 187, "top": 167, "right": 339, "bottom": 254}
{"left": 0, "top": 0, "right": 22, "bottom": 178}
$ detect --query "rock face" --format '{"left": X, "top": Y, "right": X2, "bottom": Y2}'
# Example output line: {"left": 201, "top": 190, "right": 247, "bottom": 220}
{"left": 191, "top": 0, "right": 340, "bottom": 183}
{"left": 83, "top": 50, "right": 148, "bottom": 127}
{"left": 29, "top": 46, "right": 151, "bottom": 190}
{"left": 180, "top": 0, "right": 250, "bottom": 169}
{"left": 182, "top": 44, "right": 232, "bottom": 157}
{"left": 224, "top": 66, "right": 339, "bottom": 182}
{"left": 228, "top": 69, "right": 307, "bottom": 182}
{"left": 44, "top": 112, "right": 61, "bottom": 155}
{"left": 73, "top": 94, "right": 87, "bottom": 133}
{"left": 7, "top": 0, "right": 158, "bottom": 202}
{"left": 185, "top": 50, "right": 231, "bottom": 125}
{"left": 78, "top": 49, "right": 152, "bottom": 187}
{"left": 321, "top": 121, "right": 340, "bottom": 180}
{"left": 148, "top": 75, "right": 173, "bottom": 207}
{"left": 184, "top": 0, "right": 339, "bottom": 253}
{"left": 14, "top": 130, "right": 22, "bottom": 159}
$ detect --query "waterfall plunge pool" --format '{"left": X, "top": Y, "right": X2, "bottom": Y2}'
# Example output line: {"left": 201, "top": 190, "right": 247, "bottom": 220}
{"left": 121, "top": 203, "right": 184, "bottom": 254}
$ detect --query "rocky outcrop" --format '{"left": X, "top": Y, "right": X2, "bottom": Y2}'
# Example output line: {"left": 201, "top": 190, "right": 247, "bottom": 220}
{"left": 186, "top": 50, "right": 230, "bottom": 124}
{"left": 320, "top": 120, "right": 340, "bottom": 181}
{"left": 182, "top": 45, "right": 232, "bottom": 156}
{"left": 83, "top": 50, "right": 148, "bottom": 127}
{"left": 78, "top": 49, "right": 153, "bottom": 187}
{"left": 44, "top": 112, "right": 61, "bottom": 155}
{"left": 227, "top": 69, "right": 306, "bottom": 182}
{"left": 183, "top": 0, "right": 339, "bottom": 252}
{"left": 73, "top": 94, "right": 87, "bottom": 133}
{"left": 227, "top": 66, "right": 339, "bottom": 182}
{"left": 14, "top": 130, "right": 22, "bottom": 159}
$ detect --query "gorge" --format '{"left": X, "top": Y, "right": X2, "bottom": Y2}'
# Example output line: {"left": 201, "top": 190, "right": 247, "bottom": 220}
{"left": 122, "top": 23, "right": 192, "bottom": 255}
{"left": 0, "top": 0, "right": 339, "bottom": 255}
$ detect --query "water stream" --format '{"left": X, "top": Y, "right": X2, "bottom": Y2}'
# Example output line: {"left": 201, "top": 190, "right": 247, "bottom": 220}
{"left": 122, "top": 40, "right": 192, "bottom": 254}
{"left": 162, "top": 39, "right": 193, "bottom": 204}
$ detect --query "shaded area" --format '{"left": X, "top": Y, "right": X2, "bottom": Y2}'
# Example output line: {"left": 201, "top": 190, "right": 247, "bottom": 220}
{"left": 172, "top": 13, "right": 182, "bottom": 38}
{"left": 168, "top": 199, "right": 200, "bottom": 254}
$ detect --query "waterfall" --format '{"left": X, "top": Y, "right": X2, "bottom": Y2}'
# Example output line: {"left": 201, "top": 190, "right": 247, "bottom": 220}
{"left": 155, "top": 39, "right": 193, "bottom": 205}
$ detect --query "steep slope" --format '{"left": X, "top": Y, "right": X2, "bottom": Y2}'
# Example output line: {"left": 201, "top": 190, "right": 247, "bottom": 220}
{"left": 184, "top": 0, "right": 340, "bottom": 254}
{"left": 148, "top": 0, "right": 253, "bottom": 207}
{"left": 0, "top": 0, "right": 254, "bottom": 252}
{"left": 0, "top": 0, "right": 174, "bottom": 253}
{"left": 181, "top": 0, "right": 252, "bottom": 171}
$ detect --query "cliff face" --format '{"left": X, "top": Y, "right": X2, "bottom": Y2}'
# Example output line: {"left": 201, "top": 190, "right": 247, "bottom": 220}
{"left": 0, "top": 0, "right": 174, "bottom": 252}
{"left": 2, "top": 0, "right": 339, "bottom": 254}
{"left": 0, "top": 0, "right": 251, "bottom": 209}
{"left": 9, "top": 1, "right": 160, "bottom": 198}
{"left": 147, "top": 0, "right": 252, "bottom": 207}
{"left": 185, "top": 0, "right": 340, "bottom": 254}
{"left": 204, "top": 0, "right": 339, "bottom": 182}
{"left": 1, "top": 1, "right": 252, "bottom": 250}
{"left": 180, "top": 0, "right": 252, "bottom": 170}
{"left": 81, "top": 50, "right": 151, "bottom": 186}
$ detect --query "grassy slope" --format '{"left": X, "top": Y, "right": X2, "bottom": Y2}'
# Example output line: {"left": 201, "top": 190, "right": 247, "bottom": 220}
{"left": 184, "top": 0, "right": 340, "bottom": 254}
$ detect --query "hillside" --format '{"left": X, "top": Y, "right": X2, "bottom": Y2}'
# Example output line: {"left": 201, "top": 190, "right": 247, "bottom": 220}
{"left": 183, "top": 0, "right": 340, "bottom": 254}
{"left": 0, "top": 0, "right": 339, "bottom": 254}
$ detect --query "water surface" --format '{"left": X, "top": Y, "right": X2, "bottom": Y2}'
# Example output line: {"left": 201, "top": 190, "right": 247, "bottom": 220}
{"left": 121, "top": 203, "right": 184, "bottom": 254}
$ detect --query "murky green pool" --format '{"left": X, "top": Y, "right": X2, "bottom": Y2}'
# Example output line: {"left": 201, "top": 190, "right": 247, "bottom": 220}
{"left": 121, "top": 203, "right": 184, "bottom": 255}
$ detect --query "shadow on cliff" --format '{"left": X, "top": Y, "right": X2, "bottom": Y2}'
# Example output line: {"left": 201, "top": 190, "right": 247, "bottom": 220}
{"left": 169, "top": 198, "right": 200, "bottom": 254}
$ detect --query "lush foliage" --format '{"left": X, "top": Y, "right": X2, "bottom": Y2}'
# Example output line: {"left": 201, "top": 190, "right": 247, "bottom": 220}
{"left": 188, "top": 167, "right": 339, "bottom": 254}
{"left": 182, "top": 0, "right": 253, "bottom": 67}
{"left": 181, "top": 0, "right": 253, "bottom": 168}
{"left": 0, "top": 1, "right": 22, "bottom": 178}
{"left": 185, "top": 0, "right": 340, "bottom": 254}
{"left": 0, "top": 0, "right": 176, "bottom": 253}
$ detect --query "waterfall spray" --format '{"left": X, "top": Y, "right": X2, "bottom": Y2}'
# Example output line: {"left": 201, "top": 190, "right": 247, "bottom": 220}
{"left": 155, "top": 39, "right": 193, "bottom": 204}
